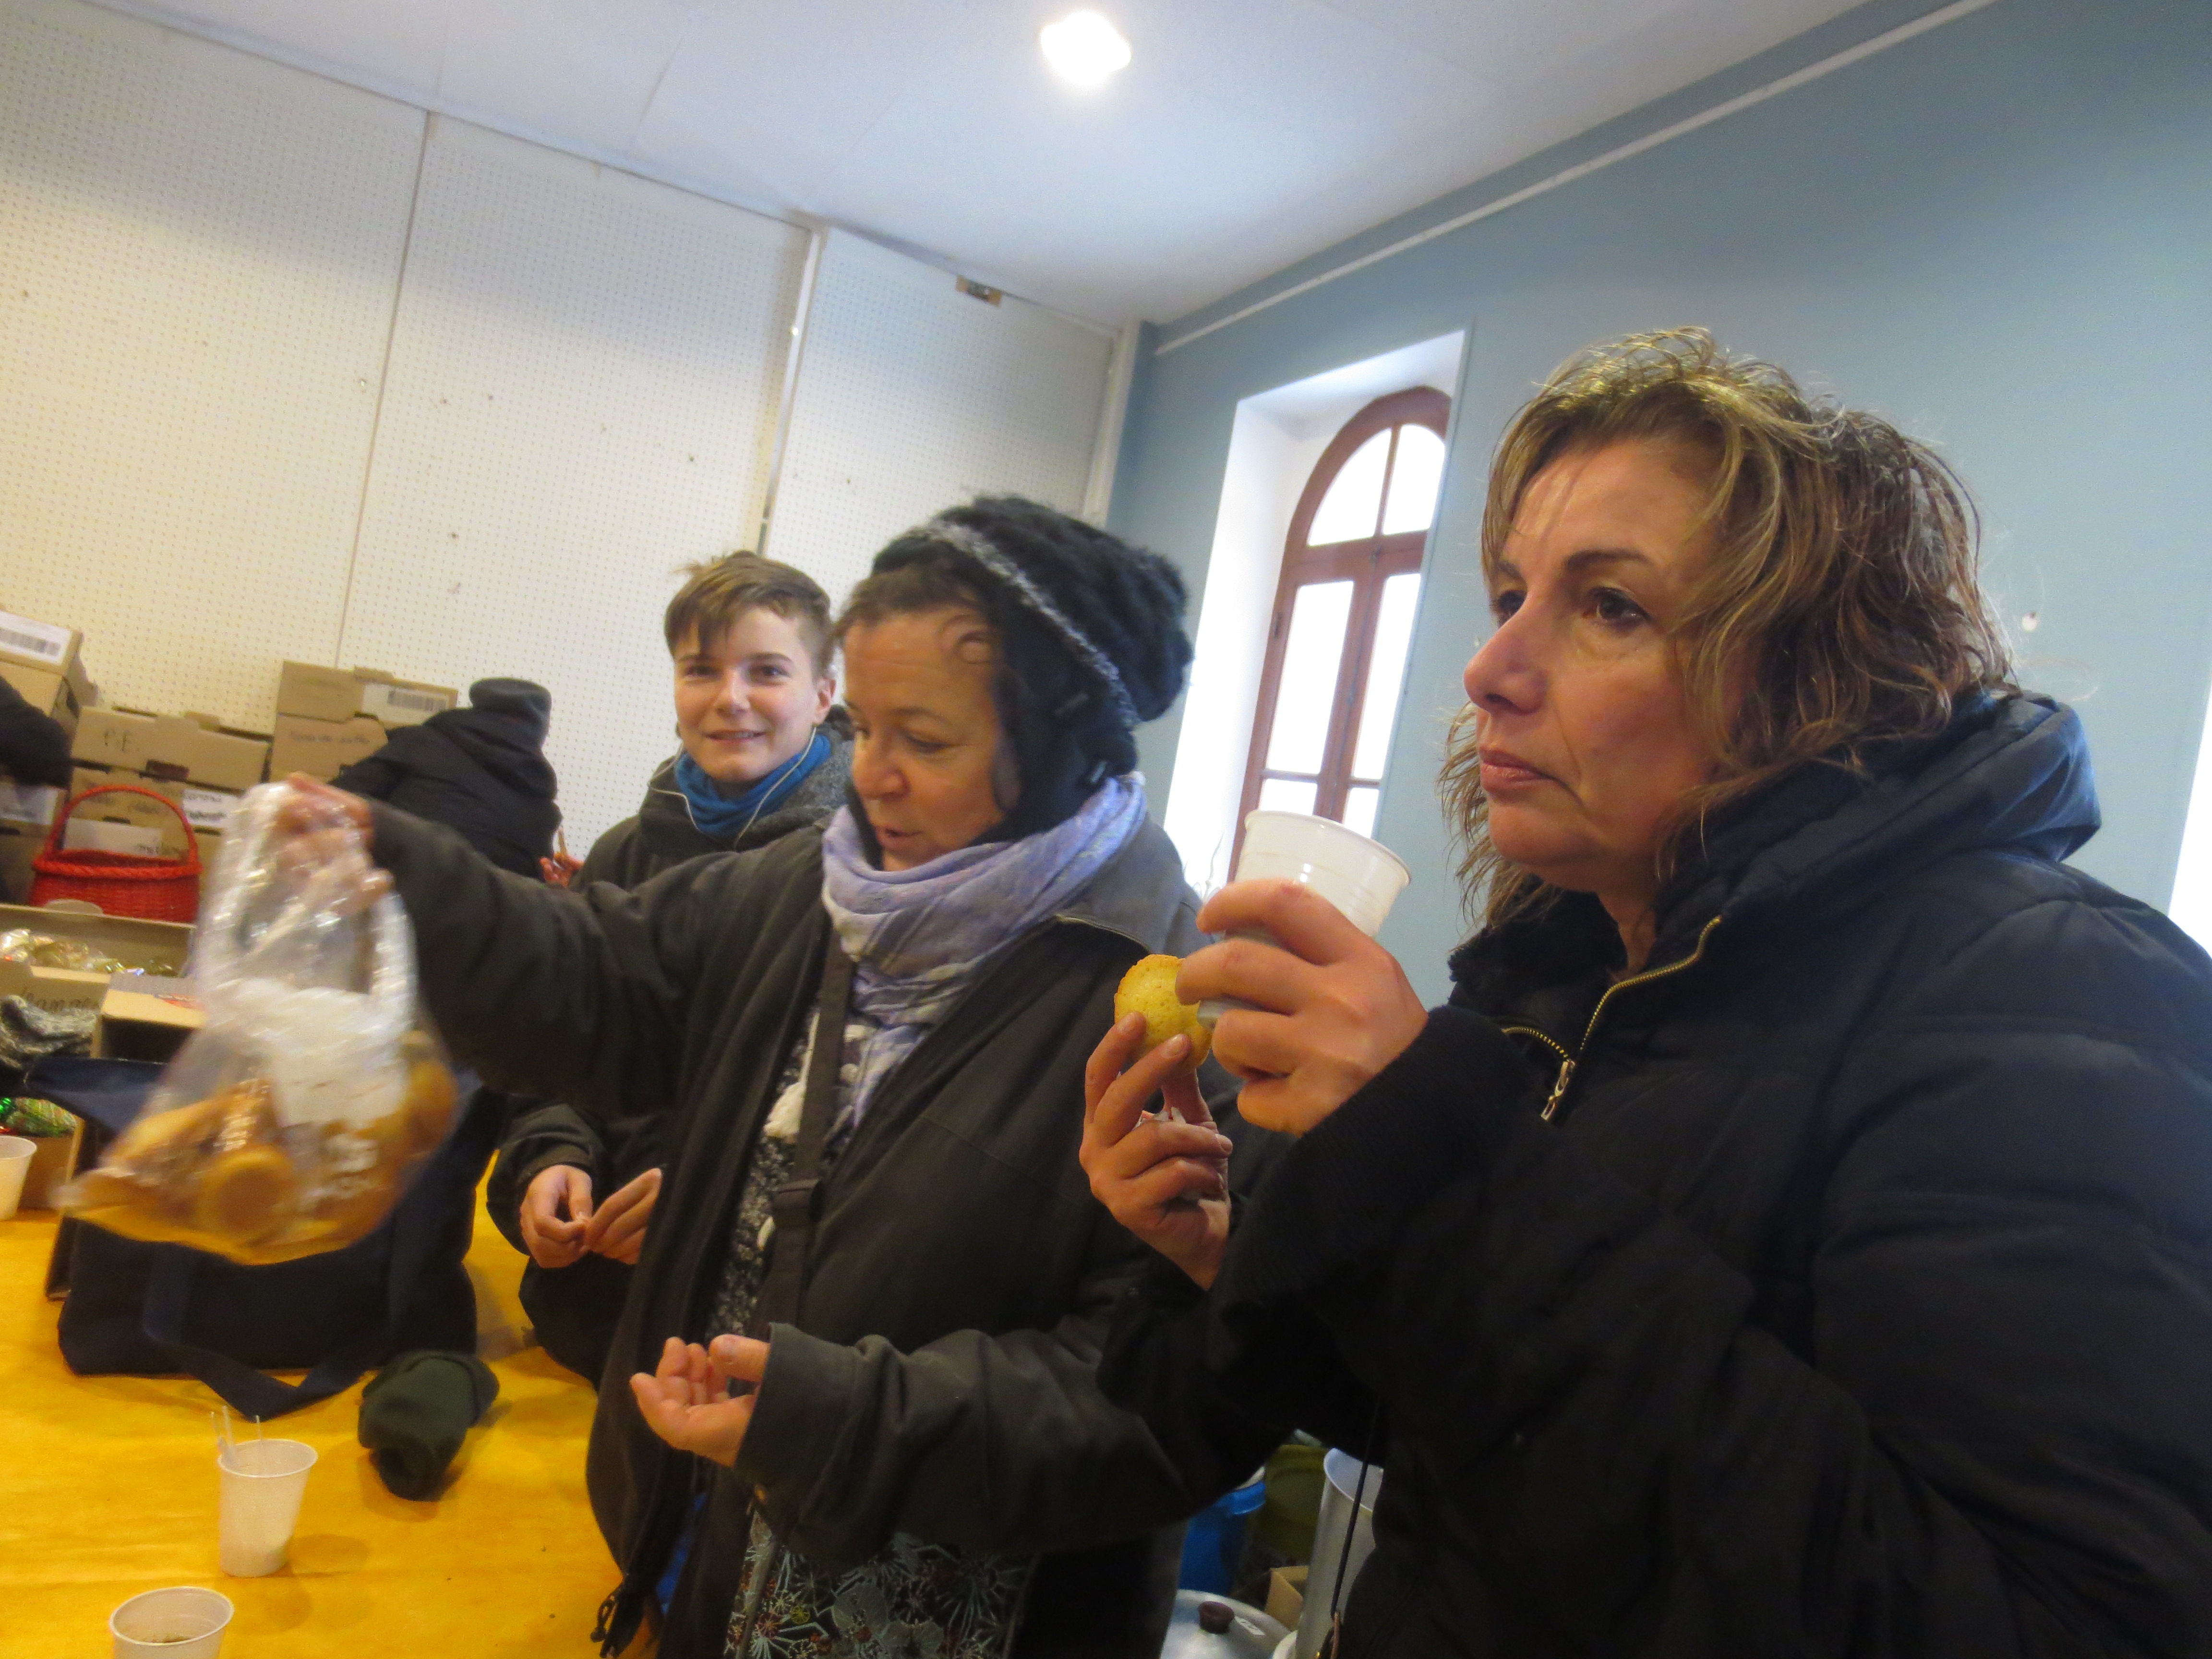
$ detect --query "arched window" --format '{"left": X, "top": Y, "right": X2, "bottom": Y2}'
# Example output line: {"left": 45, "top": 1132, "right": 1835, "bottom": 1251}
{"left": 1239, "top": 387, "right": 1447, "bottom": 848}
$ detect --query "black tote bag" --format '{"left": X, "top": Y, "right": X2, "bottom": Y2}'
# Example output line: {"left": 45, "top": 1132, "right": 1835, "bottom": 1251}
{"left": 31, "top": 1055, "right": 500, "bottom": 1420}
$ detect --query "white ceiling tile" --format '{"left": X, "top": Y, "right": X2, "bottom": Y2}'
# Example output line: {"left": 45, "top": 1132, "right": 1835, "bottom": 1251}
{"left": 437, "top": 0, "right": 699, "bottom": 155}
{"left": 632, "top": 0, "right": 981, "bottom": 202}
{"left": 101, "top": 0, "right": 1892, "bottom": 322}
{"left": 1121, "top": 0, "right": 1493, "bottom": 145}
{"left": 131, "top": 0, "right": 450, "bottom": 96}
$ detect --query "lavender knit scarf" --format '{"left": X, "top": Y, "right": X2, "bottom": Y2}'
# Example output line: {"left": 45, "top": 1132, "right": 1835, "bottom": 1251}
{"left": 814, "top": 774, "right": 1146, "bottom": 1130}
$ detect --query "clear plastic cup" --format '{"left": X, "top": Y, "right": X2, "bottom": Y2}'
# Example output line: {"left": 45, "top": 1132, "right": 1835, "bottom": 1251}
{"left": 217, "top": 1438, "right": 316, "bottom": 1576}
{"left": 0, "top": 1135, "right": 35, "bottom": 1221}
{"left": 1199, "top": 812, "right": 1412, "bottom": 1025}
{"left": 1233, "top": 812, "right": 1411, "bottom": 936}
{"left": 111, "top": 1586, "right": 233, "bottom": 1658}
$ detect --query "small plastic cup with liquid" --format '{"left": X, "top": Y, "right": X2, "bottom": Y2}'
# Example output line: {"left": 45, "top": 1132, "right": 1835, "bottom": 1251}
{"left": 217, "top": 1437, "right": 317, "bottom": 1576}
{"left": 110, "top": 1586, "right": 234, "bottom": 1658}
{"left": 0, "top": 1134, "right": 36, "bottom": 1220}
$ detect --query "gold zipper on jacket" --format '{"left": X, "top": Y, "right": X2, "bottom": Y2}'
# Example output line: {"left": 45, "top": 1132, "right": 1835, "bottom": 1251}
{"left": 1502, "top": 916, "right": 1723, "bottom": 1122}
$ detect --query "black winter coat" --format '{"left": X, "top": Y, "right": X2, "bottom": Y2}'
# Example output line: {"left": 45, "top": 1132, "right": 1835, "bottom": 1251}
{"left": 332, "top": 707, "right": 559, "bottom": 878}
{"left": 1103, "top": 695, "right": 2212, "bottom": 1657}
{"left": 368, "top": 807, "right": 1207, "bottom": 1659}
{"left": 0, "top": 673, "right": 71, "bottom": 790}
{"left": 485, "top": 719, "right": 854, "bottom": 1383}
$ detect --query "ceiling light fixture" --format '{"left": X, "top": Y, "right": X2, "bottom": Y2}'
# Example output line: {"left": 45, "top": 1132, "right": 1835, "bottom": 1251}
{"left": 1039, "top": 11, "right": 1131, "bottom": 88}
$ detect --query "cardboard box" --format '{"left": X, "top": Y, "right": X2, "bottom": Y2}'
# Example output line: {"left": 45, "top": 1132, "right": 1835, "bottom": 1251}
{"left": 1265, "top": 1567, "right": 1307, "bottom": 1631}
{"left": 0, "top": 659, "right": 79, "bottom": 738}
{"left": 21, "top": 1123, "right": 81, "bottom": 1211}
{"left": 149, "top": 716, "right": 268, "bottom": 792}
{"left": 94, "top": 973, "right": 203, "bottom": 1063}
{"left": 62, "top": 818, "right": 164, "bottom": 858}
{"left": 71, "top": 707, "right": 159, "bottom": 770}
{"left": 0, "top": 902, "right": 193, "bottom": 1014}
{"left": 72, "top": 710, "right": 267, "bottom": 791}
{"left": 276, "top": 661, "right": 364, "bottom": 723}
{"left": 270, "top": 712, "right": 385, "bottom": 781}
{"left": 354, "top": 669, "right": 456, "bottom": 727}
{"left": 0, "top": 779, "right": 61, "bottom": 830}
{"left": 0, "top": 606, "right": 79, "bottom": 677}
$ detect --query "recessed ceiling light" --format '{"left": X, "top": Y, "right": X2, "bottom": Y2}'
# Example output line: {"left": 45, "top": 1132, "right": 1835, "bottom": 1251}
{"left": 1040, "top": 11, "right": 1131, "bottom": 88}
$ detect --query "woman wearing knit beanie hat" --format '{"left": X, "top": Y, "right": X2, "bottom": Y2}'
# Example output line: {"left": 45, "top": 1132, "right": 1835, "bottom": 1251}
{"left": 282, "top": 498, "right": 1236, "bottom": 1659}
{"left": 852, "top": 495, "right": 1192, "bottom": 844}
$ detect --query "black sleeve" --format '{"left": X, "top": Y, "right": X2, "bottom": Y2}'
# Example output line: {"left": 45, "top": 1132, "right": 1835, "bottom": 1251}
{"left": 368, "top": 803, "right": 715, "bottom": 1119}
{"left": 487, "top": 1097, "right": 671, "bottom": 1252}
{"left": 0, "top": 676, "right": 71, "bottom": 788}
{"left": 1258, "top": 952, "right": 2212, "bottom": 1653}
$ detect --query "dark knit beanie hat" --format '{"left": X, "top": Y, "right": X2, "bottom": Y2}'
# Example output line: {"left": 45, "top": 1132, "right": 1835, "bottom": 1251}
{"left": 468, "top": 678, "right": 552, "bottom": 745}
{"left": 862, "top": 497, "right": 1192, "bottom": 842}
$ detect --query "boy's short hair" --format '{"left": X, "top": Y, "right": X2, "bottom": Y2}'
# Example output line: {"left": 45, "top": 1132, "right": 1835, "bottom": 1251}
{"left": 663, "top": 553, "right": 834, "bottom": 674}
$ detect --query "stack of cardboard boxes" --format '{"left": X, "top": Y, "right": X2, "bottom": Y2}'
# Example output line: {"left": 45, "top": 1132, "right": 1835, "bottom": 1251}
{"left": 69, "top": 709, "right": 271, "bottom": 869}
{"left": 271, "top": 661, "right": 456, "bottom": 779}
{"left": 0, "top": 613, "right": 459, "bottom": 905}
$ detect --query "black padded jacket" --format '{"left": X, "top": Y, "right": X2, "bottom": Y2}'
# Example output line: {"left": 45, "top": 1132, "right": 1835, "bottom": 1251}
{"left": 1102, "top": 694, "right": 2212, "bottom": 1657}
{"left": 368, "top": 807, "right": 1211, "bottom": 1659}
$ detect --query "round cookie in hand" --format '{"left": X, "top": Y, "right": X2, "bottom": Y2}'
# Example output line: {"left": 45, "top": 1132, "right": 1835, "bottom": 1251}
{"left": 1114, "top": 953, "right": 1211, "bottom": 1076}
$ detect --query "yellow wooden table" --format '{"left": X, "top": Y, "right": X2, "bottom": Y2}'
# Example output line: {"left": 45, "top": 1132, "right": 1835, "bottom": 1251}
{"left": 0, "top": 1184, "right": 621, "bottom": 1656}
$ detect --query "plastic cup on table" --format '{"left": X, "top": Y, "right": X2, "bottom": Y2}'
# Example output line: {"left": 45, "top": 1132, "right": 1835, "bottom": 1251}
{"left": 217, "top": 1437, "right": 317, "bottom": 1576}
{"left": 110, "top": 1586, "right": 234, "bottom": 1658}
{"left": 1198, "top": 811, "right": 1412, "bottom": 1026}
{"left": 0, "top": 1134, "right": 35, "bottom": 1220}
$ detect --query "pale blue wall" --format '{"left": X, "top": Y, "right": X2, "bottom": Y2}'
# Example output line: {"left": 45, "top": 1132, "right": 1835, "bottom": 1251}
{"left": 1110, "top": 0, "right": 2212, "bottom": 1002}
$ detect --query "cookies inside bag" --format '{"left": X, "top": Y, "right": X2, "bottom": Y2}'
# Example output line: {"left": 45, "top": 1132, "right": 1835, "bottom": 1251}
{"left": 60, "top": 783, "right": 461, "bottom": 1266}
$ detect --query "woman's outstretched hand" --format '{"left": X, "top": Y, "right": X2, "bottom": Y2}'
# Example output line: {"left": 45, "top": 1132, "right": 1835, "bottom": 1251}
{"left": 1082, "top": 1014, "right": 1235, "bottom": 1288}
{"left": 1179, "top": 879, "right": 1428, "bottom": 1137}
{"left": 630, "top": 1334, "right": 770, "bottom": 1467}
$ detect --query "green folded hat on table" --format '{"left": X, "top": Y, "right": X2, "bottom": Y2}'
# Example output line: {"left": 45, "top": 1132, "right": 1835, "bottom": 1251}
{"left": 359, "top": 1350, "right": 500, "bottom": 1500}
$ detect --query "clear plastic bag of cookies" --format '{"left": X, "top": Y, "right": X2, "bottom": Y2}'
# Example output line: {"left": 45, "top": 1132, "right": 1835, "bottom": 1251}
{"left": 60, "top": 784, "right": 461, "bottom": 1266}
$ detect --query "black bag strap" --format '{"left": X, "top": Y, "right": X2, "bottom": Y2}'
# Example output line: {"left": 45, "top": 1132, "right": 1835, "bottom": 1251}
{"left": 139, "top": 1085, "right": 496, "bottom": 1419}
{"left": 749, "top": 942, "right": 854, "bottom": 1339}
{"left": 138, "top": 1129, "right": 466, "bottom": 1418}
{"left": 141, "top": 1247, "right": 400, "bottom": 1419}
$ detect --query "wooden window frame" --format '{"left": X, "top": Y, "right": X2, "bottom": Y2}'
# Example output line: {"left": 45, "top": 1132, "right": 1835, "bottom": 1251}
{"left": 1237, "top": 387, "right": 1449, "bottom": 858}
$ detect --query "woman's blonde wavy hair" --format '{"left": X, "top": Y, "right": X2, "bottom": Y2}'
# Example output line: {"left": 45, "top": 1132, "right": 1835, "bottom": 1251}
{"left": 1442, "top": 328, "right": 2014, "bottom": 931}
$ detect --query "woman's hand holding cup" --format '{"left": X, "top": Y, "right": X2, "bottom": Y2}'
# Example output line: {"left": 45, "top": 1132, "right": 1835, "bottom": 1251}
{"left": 1182, "top": 878, "right": 1427, "bottom": 1136}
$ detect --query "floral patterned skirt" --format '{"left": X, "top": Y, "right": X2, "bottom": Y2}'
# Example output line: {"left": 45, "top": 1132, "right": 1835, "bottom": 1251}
{"left": 728, "top": 1512, "right": 1033, "bottom": 1659}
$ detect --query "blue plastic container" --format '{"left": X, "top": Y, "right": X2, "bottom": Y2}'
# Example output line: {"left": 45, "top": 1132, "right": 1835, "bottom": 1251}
{"left": 1178, "top": 1469, "right": 1268, "bottom": 1593}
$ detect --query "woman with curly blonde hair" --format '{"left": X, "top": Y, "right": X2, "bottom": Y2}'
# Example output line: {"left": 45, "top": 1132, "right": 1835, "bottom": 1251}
{"left": 1084, "top": 329, "right": 2212, "bottom": 1656}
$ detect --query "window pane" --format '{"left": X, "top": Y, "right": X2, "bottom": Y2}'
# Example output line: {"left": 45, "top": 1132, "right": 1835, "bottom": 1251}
{"left": 1351, "top": 572, "right": 1421, "bottom": 779}
{"left": 1257, "top": 777, "right": 1319, "bottom": 817}
{"left": 1263, "top": 579, "right": 1353, "bottom": 773}
{"left": 1342, "top": 785, "right": 1379, "bottom": 839}
{"left": 1381, "top": 424, "right": 1446, "bottom": 535}
{"left": 1308, "top": 431, "right": 1389, "bottom": 544}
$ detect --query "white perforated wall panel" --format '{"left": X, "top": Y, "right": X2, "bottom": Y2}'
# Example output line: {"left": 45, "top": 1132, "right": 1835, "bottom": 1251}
{"left": 765, "top": 229, "right": 1114, "bottom": 604}
{"left": 0, "top": 0, "right": 421, "bottom": 724}
{"left": 339, "top": 119, "right": 808, "bottom": 849}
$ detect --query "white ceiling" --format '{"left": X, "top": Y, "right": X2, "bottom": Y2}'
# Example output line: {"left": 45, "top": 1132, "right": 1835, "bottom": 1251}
{"left": 104, "top": 0, "right": 1872, "bottom": 325}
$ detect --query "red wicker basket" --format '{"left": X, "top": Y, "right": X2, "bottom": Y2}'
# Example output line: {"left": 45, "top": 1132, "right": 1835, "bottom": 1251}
{"left": 28, "top": 782, "right": 202, "bottom": 923}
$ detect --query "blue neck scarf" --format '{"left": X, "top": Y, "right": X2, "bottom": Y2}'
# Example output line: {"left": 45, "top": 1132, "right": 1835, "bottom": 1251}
{"left": 674, "top": 731, "right": 830, "bottom": 844}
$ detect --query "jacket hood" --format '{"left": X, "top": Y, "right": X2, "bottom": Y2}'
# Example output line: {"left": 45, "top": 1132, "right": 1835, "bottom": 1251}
{"left": 1049, "top": 815, "right": 1197, "bottom": 957}
{"left": 1453, "top": 694, "right": 2101, "bottom": 992}
{"left": 424, "top": 705, "right": 558, "bottom": 802}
